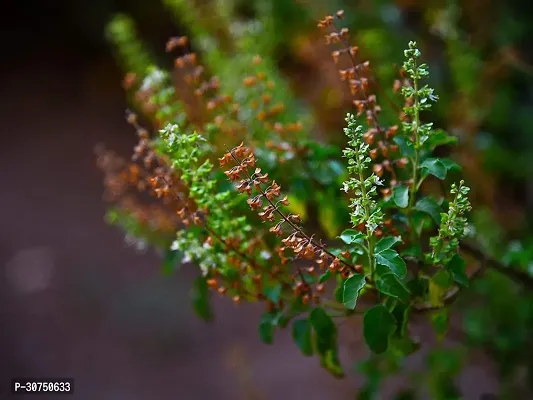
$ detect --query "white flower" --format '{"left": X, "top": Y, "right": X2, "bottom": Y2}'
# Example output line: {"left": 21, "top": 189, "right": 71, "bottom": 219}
{"left": 199, "top": 262, "right": 209, "bottom": 276}
{"left": 140, "top": 68, "right": 166, "bottom": 91}
{"left": 373, "top": 175, "right": 384, "bottom": 186}
{"left": 366, "top": 221, "right": 378, "bottom": 233}
{"left": 342, "top": 182, "right": 350, "bottom": 193}
{"left": 260, "top": 250, "right": 271, "bottom": 260}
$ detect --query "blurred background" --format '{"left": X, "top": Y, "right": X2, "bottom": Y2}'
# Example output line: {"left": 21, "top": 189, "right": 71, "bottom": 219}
{"left": 1, "top": 0, "right": 532, "bottom": 398}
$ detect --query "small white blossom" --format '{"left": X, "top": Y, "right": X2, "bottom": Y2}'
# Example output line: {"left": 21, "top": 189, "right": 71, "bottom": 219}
{"left": 199, "top": 262, "right": 209, "bottom": 276}
{"left": 260, "top": 250, "right": 271, "bottom": 260}
{"left": 342, "top": 113, "right": 384, "bottom": 234}
{"left": 140, "top": 68, "right": 166, "bottom": 91}
{"left": 366, "top": 221, "right": 378, "bottom": 233}
{"left": 183, "top": 253, "right": 192, "bottom": 264}
{"left": 342, "top": 182, "right": 350, "bottom": 193}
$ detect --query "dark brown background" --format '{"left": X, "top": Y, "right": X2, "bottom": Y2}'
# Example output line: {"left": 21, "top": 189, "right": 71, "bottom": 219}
{"left": 0, "top": 1, "right": 500, "bottom": 398}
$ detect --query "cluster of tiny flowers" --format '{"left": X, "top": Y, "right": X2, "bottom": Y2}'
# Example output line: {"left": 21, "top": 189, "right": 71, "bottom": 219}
{"left": 96, "top": 112, "right": 200, "bottom": 244}
{"left": 342, "top": 114, "right": 384, "bottom": 233}
{"left": 171, "top": 231, "right": 226, "bottom": 276}
{"left": 401, "top": 41, "right": 439, "bottom": 145}
{"left": 431, "top": 180, "right": 472, "bottom": 261}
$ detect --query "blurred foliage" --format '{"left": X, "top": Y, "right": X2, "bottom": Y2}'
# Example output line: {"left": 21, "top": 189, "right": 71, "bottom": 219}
{"left": 100, "top": 0, "right": 533, "bottom": 398}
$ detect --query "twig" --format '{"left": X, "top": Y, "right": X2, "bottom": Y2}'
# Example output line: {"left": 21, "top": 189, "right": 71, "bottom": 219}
{"left": 413, "top": 240, "right": 533, "bottom": 312}
{"left": 460, "top": 241, "right": 533, "bottom": 288}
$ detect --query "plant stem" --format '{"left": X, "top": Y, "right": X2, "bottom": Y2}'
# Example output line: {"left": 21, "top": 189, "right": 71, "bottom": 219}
{"left": 356, "top": 149, "right": 376, "bottom": 282}
{"left": 407, "top": 58, "right": 421, "bottom": 243}
{"left": 367, "top": 235, "right": 375, "bottom": 282}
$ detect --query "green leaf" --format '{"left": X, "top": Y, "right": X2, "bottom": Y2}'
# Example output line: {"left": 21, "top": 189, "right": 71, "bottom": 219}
{"left": 426, "top": 129, "right": 457, "bottom": 150}
{"left": 292, "top": 319, "right": 313, "bottom": 356}
{"left": 264, "top": 283, "right": 282, "bottom": 303}
{"left": 161, "top": 249, "right": 182, "bottom": 276}
{"left": 342, "top": 274, "right": 367, "bottom": 309}
{"left": 375, "top": 263, "right": 390, "bottom": 278}
{"left": 440, "top": 158, "right": 462, "bottom": 172}
{"left": 191, "top": 277, "right": 213, "bottom": 321}
{"left": 415, "top": 197, "right": 442, "bottom": 225}
{"left": 376, "top": 273, "right": 411, "bottom": 303}
{"left": 317, "top": 348, "right": 344, "bottom": 378}
{"left": 310, "top": 308, "right": 336, "bottom": 351}
{"left": 393, "top": 185, "right": 409, "bottom": 208}
{"left": 391, "top": 336, "right": 421, "bottom": 357}
{"left": 259, "top": 312, "right": 281, "bottom": 344}
{"left": 420, "top": 158, "right": 447, "bottom": 180}
{"left": 363, "top": 304, "right": 397, "bottom": 354}
{"left": 393, "top": 136, "right": 415, "bottom": 157}
{"left": 447, "top": 254, "right": 469, "bottom": 287}
{"left": 375, "top": 236, "right": 402, "bottom": 254}
{"left": 310, "top": 307, "right": 344, "bottom": 377}
{"left": 319, "top": 270, "right": 333, "bottom": 283}
{"left": 259, "top": 319, "right": 275, "bottom": 344}
{"left": 339, "top": 229, "right": 365, "bottom": 244}
{"left": 375, "top": 249, "right": 407, "bottom": 278}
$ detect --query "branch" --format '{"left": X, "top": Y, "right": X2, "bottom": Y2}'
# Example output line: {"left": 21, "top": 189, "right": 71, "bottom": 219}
{"left": 414, "top": 240, "right": 533, "bottom": 312}
{"left": 460, "top": 241, "right": 533, "bottom": 289}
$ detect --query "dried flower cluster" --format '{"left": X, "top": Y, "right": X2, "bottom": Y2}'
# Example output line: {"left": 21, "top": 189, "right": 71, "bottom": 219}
{"left": 319, "top": 10, "right": 412, "bottom": 196}
{"left": 95, "top": 114, "right": 194, "bottom": 243}
{"left": 164, "top": 36, "right": 303, "bottom": 164}
{"left": 222, "top": 142, "right": 361, "bottom": 305}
